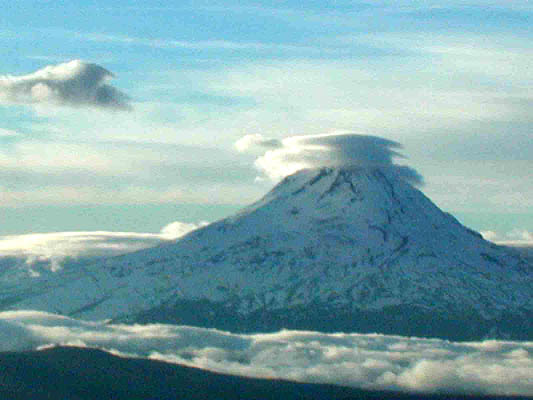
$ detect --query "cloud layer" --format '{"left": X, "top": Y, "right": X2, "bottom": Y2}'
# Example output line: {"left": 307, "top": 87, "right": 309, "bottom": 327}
{"left": 0, "top": 138, "right": 264, "bottom": 208}
{"left": 0, "top": 60, "right": 131, "bottom": 110}
{"left": 0, "top": 311, "right": 531, "bottom": 396}
{"left": 236, "top": 133, "right": 423, "bottom": 185}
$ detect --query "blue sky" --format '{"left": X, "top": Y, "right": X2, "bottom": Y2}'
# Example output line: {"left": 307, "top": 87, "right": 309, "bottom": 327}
{"left": 0, "top": 0, "right": 531, "bottom": 237}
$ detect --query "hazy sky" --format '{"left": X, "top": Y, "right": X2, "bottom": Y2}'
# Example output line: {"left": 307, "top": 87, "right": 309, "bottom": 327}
{"left": 0, "top": 0, "right": 531, "bottom": 236}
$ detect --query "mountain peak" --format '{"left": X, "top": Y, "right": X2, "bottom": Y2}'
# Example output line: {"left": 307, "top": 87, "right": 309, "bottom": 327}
{"left": 244, "top": 166, "right": 406, "bottom": 213}
{"left": 235, "top": 165, "right": 443, "bottom": 243}
{"left": 5, "top": 167, "right": 532, "bottom": 341}
{"left": 267, "top": 166, "right": 403, "bottom": 196}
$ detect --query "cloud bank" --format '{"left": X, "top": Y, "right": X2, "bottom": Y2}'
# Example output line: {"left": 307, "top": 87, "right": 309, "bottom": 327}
{"left": 0, "top": 60, "right": 131, "bottom": 110}
{"left": 481, "top": 230, "right": 533, "bottom": 264}
{"left": 0, "top": 221, "right": 206, "bottom": 273}
{"left": 482, "top": 229, "right": 533, "bottom": 247}
{"left": 236, "top": 133, "right": 423, "bottom": 185}
{"left": 0, "top": 311, "right": 531, "bottom": 396}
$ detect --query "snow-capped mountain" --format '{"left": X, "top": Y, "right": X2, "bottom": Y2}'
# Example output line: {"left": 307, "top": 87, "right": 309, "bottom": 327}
{"left": 4, "top": 167, "right": 532, "bottom": 340}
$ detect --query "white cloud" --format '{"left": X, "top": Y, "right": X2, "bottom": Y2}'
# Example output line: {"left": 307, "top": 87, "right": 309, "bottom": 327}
{"left": 237, "top": 132, "right": 423, "bottom": 185}
{"left": 0, "top": 310, "right": 531, "bottom": 396}
{"left": 0, "top": 231, "right": 160, "bottom": 260}
{"left": 481, "top": 229, "right": 533, "bottom": 248}
{"left": 0, "top": 221, "right": 206, "bottom": 273}
{"left": 481, "top": 230, "right": 500, "bottom": 242}
{"left": 160, "top": 221, "right": 209, "bottom": 239}
{"left": 0, "top": 60, "right": 131, "bottom": 110}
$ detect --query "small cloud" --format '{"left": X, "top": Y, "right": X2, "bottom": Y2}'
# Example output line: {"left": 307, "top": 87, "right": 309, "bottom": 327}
{"left": 160, "top": 221, "right": 209, "bottom": 240}
{"left": 481, "top": 230, "right": 500, "bottom": 241}
{"left": 237, "top": 132, "right": 423, "bottom": 186}
{"left": 0, "top": 60, "right": 131, "bottom": 110}
{"left": 0, "top": 128, "right": 19, "bottom": 137}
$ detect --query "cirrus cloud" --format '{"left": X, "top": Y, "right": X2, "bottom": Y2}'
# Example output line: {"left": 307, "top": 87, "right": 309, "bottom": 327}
{"left": 0, "top": 60, "right": 131, "bottom": 110}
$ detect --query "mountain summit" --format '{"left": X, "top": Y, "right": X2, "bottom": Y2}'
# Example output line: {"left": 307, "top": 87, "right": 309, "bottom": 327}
{"left": 7, "top": 167, "right": 532, "bottom": 340}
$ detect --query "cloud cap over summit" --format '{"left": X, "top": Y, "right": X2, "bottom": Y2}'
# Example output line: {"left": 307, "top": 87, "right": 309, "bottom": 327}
{"left": 0, "top": 60, "right": 131, "bottom": 110}
{"left": 236, "top": 133, "right": 423, "bottom": 186}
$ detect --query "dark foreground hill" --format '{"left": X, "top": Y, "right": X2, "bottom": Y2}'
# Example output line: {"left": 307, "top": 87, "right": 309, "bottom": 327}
{"left": 0, "top": 346, "right": 529, "bottom": 400}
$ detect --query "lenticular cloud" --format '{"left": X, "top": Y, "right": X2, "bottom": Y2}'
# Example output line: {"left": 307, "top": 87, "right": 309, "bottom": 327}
{"left": 236, "top": 133, "right": 423, "bottom": 186}
{"left": 0, "top": 60, "right": 131, "bottom": 110}
{"left": 0, "top": 311, "right": 531, "bottom": 396}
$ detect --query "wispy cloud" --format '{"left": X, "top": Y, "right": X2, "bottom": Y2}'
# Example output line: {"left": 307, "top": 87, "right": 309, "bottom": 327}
{"left": 0, "top": 139, "right": 262, "bottom": 206}
{"left": 195, "top": 57, "right": 530, "bottom": 140}
{"left": 75, "top": 32, "right": 328, "bottom": 54}
{"left": 340, "top": 32, "right": 533, "bottom": 83}
{"left": 363, "top": 0, "right": 533, "bottom": 12}
{"left": 0, "top": 311, "right": 531, "bottom": 396}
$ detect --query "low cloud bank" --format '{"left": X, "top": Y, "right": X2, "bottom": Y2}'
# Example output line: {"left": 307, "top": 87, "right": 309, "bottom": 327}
{"left": 236, "top": 133, "right": 423, "bottom": 185}
{"left": 0, "top": 60, "right": 131, "bottom": 110}
{"left": 482, "top": 229, "right": 533, "bottom": 247}
{"left": 481, "top": 230, "right": 533, "bottom": 263}
{"left": 0, "top": 221, "right": 206, "bottom": 273}
{"left": 0, "top": 311, "right": 531, "bottom": 396}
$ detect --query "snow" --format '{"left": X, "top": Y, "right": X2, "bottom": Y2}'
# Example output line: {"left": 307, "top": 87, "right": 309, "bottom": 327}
{"left": 2, "top": 166, "right": 531, "bottom": 339}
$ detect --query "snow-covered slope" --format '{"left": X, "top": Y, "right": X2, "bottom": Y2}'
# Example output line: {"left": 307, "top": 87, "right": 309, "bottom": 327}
{"left": 4, "top": 167, "right": 532, "bottom": 340}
